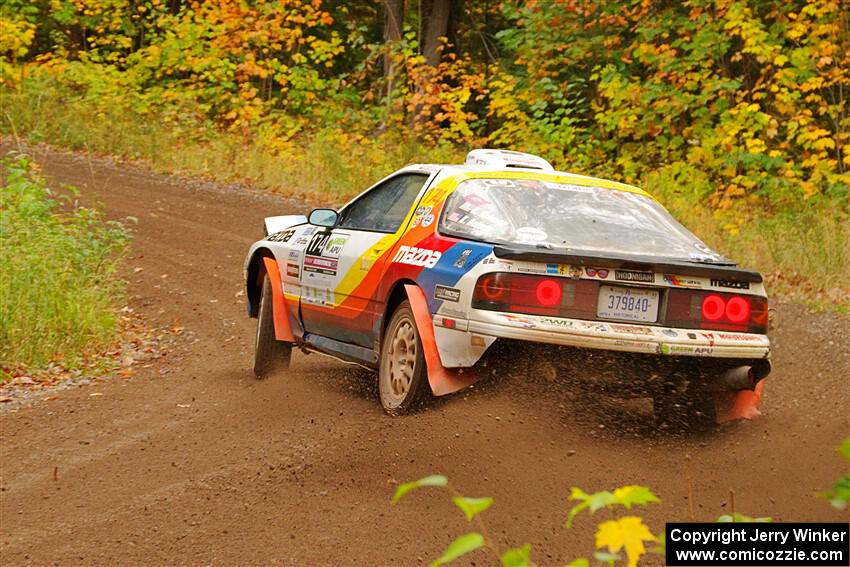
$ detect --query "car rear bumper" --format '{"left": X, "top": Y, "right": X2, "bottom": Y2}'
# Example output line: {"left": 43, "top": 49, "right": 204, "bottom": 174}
{"left": 465, "top": 309, "right": 771, "bottom": 360}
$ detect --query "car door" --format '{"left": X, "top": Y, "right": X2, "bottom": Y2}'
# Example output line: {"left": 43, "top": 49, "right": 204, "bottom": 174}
{"left": 300, "top": 172, "right": 432, "bottom": 347}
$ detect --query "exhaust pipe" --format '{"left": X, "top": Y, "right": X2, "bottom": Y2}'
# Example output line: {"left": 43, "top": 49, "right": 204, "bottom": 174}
{"left": 715, "top": 360, "right": 771, "bottom": 392}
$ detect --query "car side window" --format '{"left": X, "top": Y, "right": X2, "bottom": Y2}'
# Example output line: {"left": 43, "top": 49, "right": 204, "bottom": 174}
{"left": 338, "top": 173, "right": 429, "bottom": 232}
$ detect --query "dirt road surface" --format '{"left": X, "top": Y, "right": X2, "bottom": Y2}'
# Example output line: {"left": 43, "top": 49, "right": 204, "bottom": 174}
{"left": 2, "top": 145, "right": 848, "bottom": 566}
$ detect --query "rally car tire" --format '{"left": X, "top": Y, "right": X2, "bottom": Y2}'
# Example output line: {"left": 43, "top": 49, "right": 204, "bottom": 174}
{"left": 253, "top": 273, "right": 292, "bottom": 379}
{"left": 379, "top": 300, "right": 428, "bottom": 415}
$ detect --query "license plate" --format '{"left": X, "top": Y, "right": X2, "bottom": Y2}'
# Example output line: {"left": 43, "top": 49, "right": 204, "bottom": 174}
{"left": 597, "top": 285, "right": 659, "bottom": 323}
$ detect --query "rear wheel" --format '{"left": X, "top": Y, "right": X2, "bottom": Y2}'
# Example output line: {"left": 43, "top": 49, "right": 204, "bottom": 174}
{"left": 379, "top": 300, "right": 428, "bottom": 415}
{"left": 253, "top": 273, "right": 292, "bottom": 378}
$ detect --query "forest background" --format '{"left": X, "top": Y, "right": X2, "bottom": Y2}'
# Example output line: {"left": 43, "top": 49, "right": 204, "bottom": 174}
{"left": 2, "top": 0, "right": 848, "bottom": 307}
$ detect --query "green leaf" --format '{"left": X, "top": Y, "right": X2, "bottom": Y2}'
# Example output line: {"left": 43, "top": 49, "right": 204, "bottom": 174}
{"left": 500, "top": 544, "right": 531, "bottom": 567}
{"left": 392, "top": 475, "right": 447, "bottom": 504}
{"left": 452, "top": 496, "right": 494, "bottom": 521}
{"left": 593, "top": 551, "right": 621, "bottom": 565}
{"left": 431, "top": 533, "right": 484, "bottom": 567}
{"left": 564, "top": 559, "right": 590, "bottom": 567}
{"left": 838, "top": 439, "right": 850, "bottom": 460}
{"left": 613, "top": 486, "right": 661, "bottom": 509}
{"left": 565, "top": 486, "right": 659, "bottom": 527}
{"left": 820, "top": 475, "right": 850, "bottom": 509}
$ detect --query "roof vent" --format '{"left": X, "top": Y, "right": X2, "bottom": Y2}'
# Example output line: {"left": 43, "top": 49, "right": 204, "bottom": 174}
{"left": 464, "top": 149, "right": 554, "bottom": 171}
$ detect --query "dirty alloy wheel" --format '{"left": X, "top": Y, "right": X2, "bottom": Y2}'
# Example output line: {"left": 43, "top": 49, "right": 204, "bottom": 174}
{"left": 253, "top": 273, "right": 292, "bottom": 378}
{"left": 379, "top": 300, "right": 428, "bottom": 415}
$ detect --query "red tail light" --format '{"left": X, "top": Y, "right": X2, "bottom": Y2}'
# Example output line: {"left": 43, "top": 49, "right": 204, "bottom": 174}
{"left": 479, "top": 274, "right": 506, "bottom": 301}
{"left": 472, "top": 273, "right": 596, "bottom": 317}
{"left": 725, "top": 296, "right": 751, "bottom": 323}
{"left": 701, "top": 294, "right": 726, "bottom": 321}
{"left": 669, "top": 289, "right": 767, "bottom": 333}
{"left": 536, "top": 279, "right": 562, "bottom": 306}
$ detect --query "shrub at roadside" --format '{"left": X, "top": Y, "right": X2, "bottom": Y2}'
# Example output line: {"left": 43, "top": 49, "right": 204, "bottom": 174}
{"left": 0, "top": 155, "right": 130, "bottom": 378}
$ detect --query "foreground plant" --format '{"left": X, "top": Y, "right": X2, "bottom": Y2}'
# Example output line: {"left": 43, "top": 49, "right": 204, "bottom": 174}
{"left": 392, "top": 476, "right": 662, "bottom": 567}
{"left": 0, "top": 155, "right": 130, "bottom": 378}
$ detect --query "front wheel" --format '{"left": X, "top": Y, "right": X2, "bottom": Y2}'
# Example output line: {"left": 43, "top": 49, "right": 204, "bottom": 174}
{"left": 379, "top": 300, "right": 428, "bottom": 415}
{"left": 253, "top": 273, "right": 292, "bottom": 379}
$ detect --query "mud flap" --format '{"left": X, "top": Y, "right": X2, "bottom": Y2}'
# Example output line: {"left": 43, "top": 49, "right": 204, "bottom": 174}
{"left": 262, "top": 257, "right": 295, "bottom": 342}
{"left": 715, "top": 379, "right": 765, "bottom": 423}
{"left": 404, "top": 284, "right": 480, "bottom": 396}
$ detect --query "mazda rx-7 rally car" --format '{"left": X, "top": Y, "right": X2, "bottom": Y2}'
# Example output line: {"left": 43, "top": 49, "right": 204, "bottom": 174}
{"left": 244, "top": 149, "right": 771, "bottom": 425}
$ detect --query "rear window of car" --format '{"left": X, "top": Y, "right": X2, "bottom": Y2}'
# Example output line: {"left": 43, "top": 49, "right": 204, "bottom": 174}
{"left": 439, "top": 178, "right": 724, "bottom": 261}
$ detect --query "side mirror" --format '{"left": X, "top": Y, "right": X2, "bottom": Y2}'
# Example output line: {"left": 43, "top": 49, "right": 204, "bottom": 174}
{"left": 308, "top": 208, "right": 338, "bottom": 228}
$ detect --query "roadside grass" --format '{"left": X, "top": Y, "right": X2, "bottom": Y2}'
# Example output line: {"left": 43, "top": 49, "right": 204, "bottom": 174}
{"left": 2, "top": 79, "right": 847, "bottom": 309}
{"left": 0, "top": 154, "right": 130, "bottom": 378}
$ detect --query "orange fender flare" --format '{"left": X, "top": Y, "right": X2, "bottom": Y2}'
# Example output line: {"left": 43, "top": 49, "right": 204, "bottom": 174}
{"left": 262, "top": 257, "right": 295, "bottom": 342}
{"left": 715, "top": 379, "right": 765, "bottom": 424}
{"left": 405, "top": 284, "right": 480, "bottom": 396}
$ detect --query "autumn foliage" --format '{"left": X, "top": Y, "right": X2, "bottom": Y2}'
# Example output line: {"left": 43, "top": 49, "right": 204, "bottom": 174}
{"left": 1, "top": 1, "right": 848, "bottom": 221}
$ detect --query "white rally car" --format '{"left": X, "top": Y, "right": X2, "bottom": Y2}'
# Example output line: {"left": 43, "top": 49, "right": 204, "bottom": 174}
{"left": 244, "top": 150, "right": 771, "bottom": 426}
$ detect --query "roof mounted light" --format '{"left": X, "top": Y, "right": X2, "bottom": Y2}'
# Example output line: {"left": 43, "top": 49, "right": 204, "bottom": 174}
{"left": 464, "top": 149, "right": 554, "bottom": 171}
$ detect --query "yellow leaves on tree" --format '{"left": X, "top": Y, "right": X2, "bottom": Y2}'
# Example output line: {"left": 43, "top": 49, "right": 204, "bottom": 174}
{"left": 595, "top": 516, "right": 656, "bottom": 567}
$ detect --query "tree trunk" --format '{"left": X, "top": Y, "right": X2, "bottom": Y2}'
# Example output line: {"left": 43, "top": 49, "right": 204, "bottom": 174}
{"left": 383, "top": 0, "right": 403, "bottom": 77}
{"left": 422, "top": 0, "right": 451, "bottom": 67}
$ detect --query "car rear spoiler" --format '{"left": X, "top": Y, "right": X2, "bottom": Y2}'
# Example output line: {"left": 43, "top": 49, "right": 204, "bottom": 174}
{"left": 492, "top": 245, "right": 763, "bottom": 283}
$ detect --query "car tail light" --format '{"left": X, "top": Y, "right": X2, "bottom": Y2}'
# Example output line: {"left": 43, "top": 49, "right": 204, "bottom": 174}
{"left": 725, "top": 296, "right": 751, "bottom": 323}
{"left": 472, "top": 273, "right": 596, "bottom": 317}
{"left": 701, "top": 294, "right": 726, "bottom": 321}
{"left": 668, "top": 289, "right": 767, "bottom": 333}
{"left": 535, "top": 279, "right": 562, "bottom": 306}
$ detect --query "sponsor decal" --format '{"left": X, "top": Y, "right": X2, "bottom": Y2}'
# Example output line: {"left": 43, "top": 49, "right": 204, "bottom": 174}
{"left": 306, "top": 230, "right": 332, "bottom": 257}
{"left": 410, "top": 216, "right": 421, "bottom": 228}
{"left": 546, "top": 263, "right": 568, "bottom": 276}
{"left": 613, "top": 340, "right": 657, "bottom": 350}
{"left": 302, "top": 226, "right": 317, "bottom": 236}
{"left": 540, "top": 317, "right": 573, "bottom": 328}
{"left": 658, "top": 344, "right": 714, "bottom": 356}
{"left": 500, "top": 313, "right": 537, "bottom": 328}
{"left": 710, "top": 278, "right": 750, "bottom": 290}
{"left": 323, "top": 234, "right": 349, "bottom": 258}
{"left": 609, "top": 324, "right": 653, "bottom": 335}
{"left": 516, "top": 227, "right": 548, "bottom": 242}
{"left": 615, "top": 269, "right": 654, "bottom": 283}
{"left": 394, "top": 245, "right": 442, "bottom": 269}
{"left": 302, "top": 286, "right": 332, "bottom": 305}
{"left": 421, "top": 214, "right": 435, "bottom": 227}
{"left": 687, "top": 332, "right": 697, "bottom": 340}
{"left": 544, "top": 182, "right": 595, "bottom": 193}
{"left": 453, "top": 249, "right": 472, "bottom": 268}
{"left": 267, "top": 229, "right": 295, "bottom": 243}
{"left": 663, "top": 274, "right": 702, "bottom": 288}
{"left": 286, "top": 263, "right": 300, "bottom": 278}
{"left": 294, "top": 237, "right": 309, "bottom": 245}
{"left": 717, "top": 332, "right": 762, "bottom": 341}
{"left": 434, "top": 285, "right": 461, "bottom": 303}
{"left": 303, "top": 255, "right": 338, "bottom": 276}
{"left": 662, "top": 329, "right": 679, "bottom": 337}
{"left": 517, "top": 266, "right": 544, "bottom": 274}
{"left": 701, "top": 332, "right": 715, "bottom": 347}
{"left": 287, "top": 250, "right": 301, "bottom": 261}
{"left": 577, "top": 321, "right": 609, "bottom": 332}
{"left": 569, "top": 266, "right": 583, "bottom": 280}
{"left": 585, "top": 267, "right": 610, "bottom": 279}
